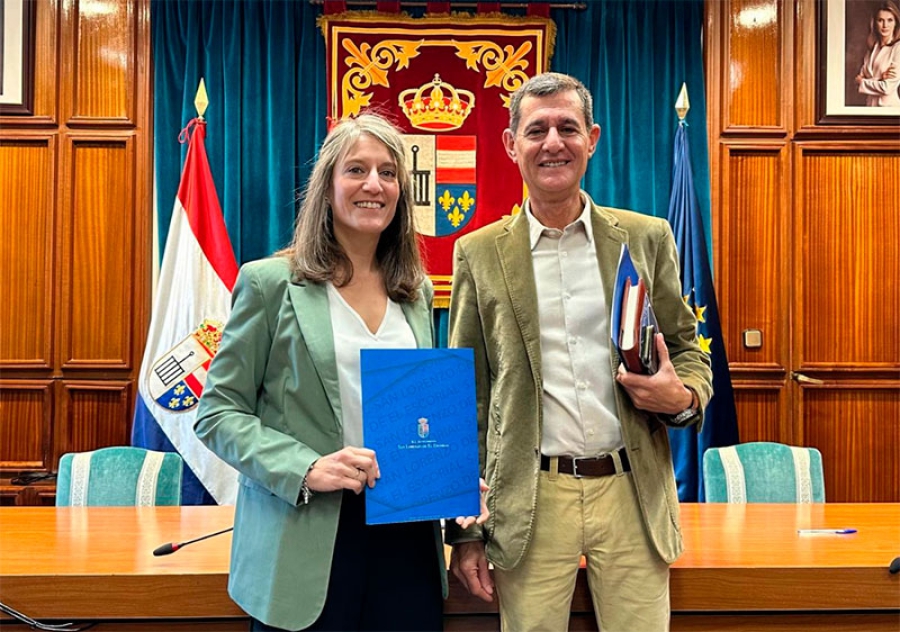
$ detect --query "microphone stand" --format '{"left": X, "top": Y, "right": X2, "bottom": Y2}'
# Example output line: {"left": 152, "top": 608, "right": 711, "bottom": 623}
{"left": 153, "top": 527, "right": 234, "bottom": 556}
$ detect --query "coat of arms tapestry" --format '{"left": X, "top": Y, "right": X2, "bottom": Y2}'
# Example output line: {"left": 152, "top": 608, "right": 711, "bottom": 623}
{"left": 321, "top": 11, "right": 556, "bottom": 306}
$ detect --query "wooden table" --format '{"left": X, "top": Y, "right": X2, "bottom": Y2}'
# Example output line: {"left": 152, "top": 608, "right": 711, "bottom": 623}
{"left": 0, "top": 504, "right": 898, "bottom": 631}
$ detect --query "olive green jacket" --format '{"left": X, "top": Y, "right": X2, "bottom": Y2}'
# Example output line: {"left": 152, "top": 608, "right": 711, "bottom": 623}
{"left": 445, "top": 195, "right": 713, "bottom": 569}
{"left": 195, "top": 257, "right": 445, "bottom": 631}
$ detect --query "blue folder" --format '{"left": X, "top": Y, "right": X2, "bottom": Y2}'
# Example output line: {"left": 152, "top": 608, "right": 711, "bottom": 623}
{"left": 610, "top": 243, "right": 640, "bottom": 349}
{"left": 360, "top": 348, "right": 480, "bottom": 525}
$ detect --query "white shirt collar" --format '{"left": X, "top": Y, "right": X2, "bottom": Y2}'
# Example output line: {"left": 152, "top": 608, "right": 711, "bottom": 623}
{"left": 525, "top": 194, "right": 594, "bottom": 250}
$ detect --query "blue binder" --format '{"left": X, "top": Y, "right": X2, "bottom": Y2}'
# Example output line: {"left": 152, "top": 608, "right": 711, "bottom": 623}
{"left": 361, "top": 348, "right": 480, "bottom": 525}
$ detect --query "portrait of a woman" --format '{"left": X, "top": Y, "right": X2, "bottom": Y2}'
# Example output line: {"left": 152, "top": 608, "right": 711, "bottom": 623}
{"left": 855, "top": 0, "right": 900, "bottom": 106}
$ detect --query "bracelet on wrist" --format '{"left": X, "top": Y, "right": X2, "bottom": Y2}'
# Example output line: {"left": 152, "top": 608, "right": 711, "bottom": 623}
{"left": 299, "top": 460, "right": 317, "bottom": 505}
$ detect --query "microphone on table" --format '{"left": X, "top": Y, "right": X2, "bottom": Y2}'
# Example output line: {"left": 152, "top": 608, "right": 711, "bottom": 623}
{"left": 889, "top": 557, "right": 900, "bottom": 575}
{"left": 153, "top": 527, "right": 234, "bottom": 556}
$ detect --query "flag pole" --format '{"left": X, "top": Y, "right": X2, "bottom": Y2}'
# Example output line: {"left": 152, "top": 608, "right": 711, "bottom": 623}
{"left": 675, "top": 82, "right": 690, "bottom": 122}
{"left": 195, "top": 78, "right": 209, "bottom": 122}
{"left": 665, "top": 79, "right": 741, "bottom": 502}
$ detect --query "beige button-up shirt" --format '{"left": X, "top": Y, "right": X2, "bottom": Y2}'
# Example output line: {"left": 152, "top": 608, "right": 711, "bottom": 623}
{"left": 526, "top": 199, "right": 624, "bottom": 457}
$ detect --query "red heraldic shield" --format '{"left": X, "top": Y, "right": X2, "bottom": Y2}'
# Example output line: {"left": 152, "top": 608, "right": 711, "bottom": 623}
{"left": 321, "top": 12, "right": 556, "bottom": 306}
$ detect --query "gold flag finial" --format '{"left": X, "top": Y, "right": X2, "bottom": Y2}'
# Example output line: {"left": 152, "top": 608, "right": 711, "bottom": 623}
{"left": 194, "top": 78, "right": 209, "bottom": 120}
{"left": 675, "top": 83, "right": 690, "bottom": 121}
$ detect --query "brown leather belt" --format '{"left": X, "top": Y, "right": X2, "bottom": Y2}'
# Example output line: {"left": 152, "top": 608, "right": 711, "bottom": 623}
{"left": 540, "top": 448, "right": 630, "bottom": 478}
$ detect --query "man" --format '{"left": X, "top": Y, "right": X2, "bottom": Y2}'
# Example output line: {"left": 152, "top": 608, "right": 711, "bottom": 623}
{"left": 445, "top": 72, "right": 714, "bottom": 631}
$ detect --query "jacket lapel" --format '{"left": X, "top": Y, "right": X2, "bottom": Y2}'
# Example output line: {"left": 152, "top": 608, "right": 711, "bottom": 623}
{"left": 400, "top": 294, "right": 432, "bottom": 349}
{"left": 496, "top": 212, "right": 542, "bottom": 375}
{"left": 590, "top": 200, "right": 629, "bottom": 311}
{"left": 287, "top": 281, "right": 342, "bottom": 419}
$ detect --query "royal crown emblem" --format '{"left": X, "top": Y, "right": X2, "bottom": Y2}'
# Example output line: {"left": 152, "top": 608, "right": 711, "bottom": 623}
{"left": 399, "top": 74, "right": 475, "bottom": 132}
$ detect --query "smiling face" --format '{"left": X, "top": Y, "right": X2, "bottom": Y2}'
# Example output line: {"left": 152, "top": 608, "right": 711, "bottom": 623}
{"left": 876, "top": 9, "right": 898, "bottom": 43}
{"left": 330, "top": 134, "right": 400, "bottom": 245}
{"left": 502, "top": 90, "right": 601, "bottom": 212}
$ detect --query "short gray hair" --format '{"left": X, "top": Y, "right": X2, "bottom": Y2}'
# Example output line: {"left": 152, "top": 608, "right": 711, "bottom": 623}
{"left": 508, "top": 72, "right": 594, "bottom": 133}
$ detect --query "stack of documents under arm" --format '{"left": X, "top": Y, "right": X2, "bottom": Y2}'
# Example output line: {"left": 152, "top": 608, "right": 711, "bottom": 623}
{"left": 611, "top": 244, "right": 659, "bottom": 375}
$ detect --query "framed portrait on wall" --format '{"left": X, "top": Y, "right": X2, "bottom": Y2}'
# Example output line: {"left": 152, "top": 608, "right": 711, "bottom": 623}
{"left": 818, "top": 0, "right": 900, "bottom": 123}
{"left": 0, "top": 0, "right": 36, "bottom": 115}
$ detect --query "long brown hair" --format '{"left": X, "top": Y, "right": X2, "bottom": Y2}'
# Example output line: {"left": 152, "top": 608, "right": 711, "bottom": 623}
{"left": 279, "top": 114, "right": 425, "bottom": 302}
{"left": 868, "top": 1, "right": 900, "bottom": 48}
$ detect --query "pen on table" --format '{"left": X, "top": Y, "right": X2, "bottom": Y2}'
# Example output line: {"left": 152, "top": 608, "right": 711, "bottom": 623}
{"left": 797, "top": 528, "right": 857, "bottom": 535}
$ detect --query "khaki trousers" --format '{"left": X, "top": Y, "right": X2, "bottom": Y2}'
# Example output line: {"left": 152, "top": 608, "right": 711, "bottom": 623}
{"left": 493, "top": 461, "right": 670, "bottom": 632}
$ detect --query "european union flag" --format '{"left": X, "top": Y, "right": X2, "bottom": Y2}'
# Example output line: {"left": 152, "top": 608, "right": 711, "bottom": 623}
{"left": 667, "top": 120, "right": 740, "bottom": 502}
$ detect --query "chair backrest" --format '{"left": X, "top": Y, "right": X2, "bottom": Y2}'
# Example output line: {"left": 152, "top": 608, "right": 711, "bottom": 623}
{"left": 703, "top": 442, "right": 825, "bottom": 503}
{"left": 56, "top": 447, "right": 183, "bottom": 506}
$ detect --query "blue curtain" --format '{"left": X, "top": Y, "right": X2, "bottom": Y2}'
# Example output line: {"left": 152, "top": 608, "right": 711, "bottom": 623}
{"left": 554, "top": 0, "right": 711, "bottom": 234}
{"left": 153, "top": 0, "right": 709, "bottom": 268}
{"left": 153, "top": 0, "right": 327, "bottom": 264}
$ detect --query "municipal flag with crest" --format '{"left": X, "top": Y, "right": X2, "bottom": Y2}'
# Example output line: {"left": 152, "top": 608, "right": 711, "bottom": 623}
{"left": 132, "top": 118, "right": 239, "bottom": 505}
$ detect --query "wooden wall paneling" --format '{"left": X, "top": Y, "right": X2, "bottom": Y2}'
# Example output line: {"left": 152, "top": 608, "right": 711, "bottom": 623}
{"left": 58, "top": 135, "right": 135, "bottom": 370}
{"left": 706, "top": 3, "right": 792, "bottom": 453}
{"left": 708, "top": 0, "right": 900, "bottom": 500}
{"left": 731, "top": 381, "right": 790, "bottom": 444}
{"left": 793, "top": 0, "right": 817, "bottom": 131}
{"left": 719, "top": 0, "right": 789, "bottom": 134}
{"left": 793, "top": 144, "right": 900, "bottom": 371}
{"left": 56, "top": 381, "right": 132, "bottom": 460}
{"left": 61, "top": 0, "right": 136, "bottom": 126}
{"left": 0, "top": 380, "right": 53, "bottom": 469}
{"left": 800, "top": 382, "right": 900, "bottom": 502}
{"left": 33, "top": 0, "right": 60, "bottom": 122}
{"left": 704, "top": 0, "right": 725, "bottom": 143}
{"left": 0, "top": 134, "right": 57, "bottom": 369}
{"left": 717, "top": 143, "right": 789, "bottom": 372}
{"left": 0, "top": 0, "right": 151, "bottom": 483}
{"left": 132, "top": 0, "right": 153, "bottom": 380}
{"left": 704, "top": 0, "right": 723, "bottom": 238}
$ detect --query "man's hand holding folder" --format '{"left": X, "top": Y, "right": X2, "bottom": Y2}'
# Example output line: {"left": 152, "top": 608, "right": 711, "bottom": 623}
{"left": 611, "top": 244, "right": 699, "bottom": 420}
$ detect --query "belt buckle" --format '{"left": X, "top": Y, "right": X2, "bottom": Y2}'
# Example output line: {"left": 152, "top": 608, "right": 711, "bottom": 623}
{"left": 572, "top": 456, "right": 588, "bottom": 478}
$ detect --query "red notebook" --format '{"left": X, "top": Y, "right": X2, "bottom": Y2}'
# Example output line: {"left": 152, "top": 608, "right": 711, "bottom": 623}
{"left": 616, "top": 278, "right": 659, "bottom": 375}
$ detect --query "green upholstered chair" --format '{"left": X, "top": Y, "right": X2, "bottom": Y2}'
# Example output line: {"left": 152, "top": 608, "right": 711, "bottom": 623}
{"left": 56, "top": 446, "right": 183, "bottom": 506}
{"left": 703, "top": 442, "right": 825, "bottom": 503}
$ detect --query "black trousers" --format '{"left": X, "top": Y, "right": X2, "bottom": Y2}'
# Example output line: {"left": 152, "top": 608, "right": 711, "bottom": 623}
{"left": 251, "top": 489, "right": 443, "bottom": 632}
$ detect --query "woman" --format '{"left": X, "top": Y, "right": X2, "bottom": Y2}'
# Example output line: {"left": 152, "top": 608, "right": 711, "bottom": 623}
{"left": 856, "top": 0, "right": 900, "bottom": 107}
{"left": 195, "top": 113, "right": 484, "bottom": 632}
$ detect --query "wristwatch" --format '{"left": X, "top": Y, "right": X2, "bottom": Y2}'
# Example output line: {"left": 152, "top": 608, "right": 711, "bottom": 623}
{"left": 661, "top": 387, "right": 700, "bottom": 425}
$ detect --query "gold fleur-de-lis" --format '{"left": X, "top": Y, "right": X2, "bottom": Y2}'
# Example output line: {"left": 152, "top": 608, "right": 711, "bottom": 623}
{"left": 168, "top": 398, "right": 181, "bottom": 409}
{"left": 448, "top": 206, "right": 465, "bottom": 227}
{"left": 447, "top": 206, "right": 466, "bottom": 228}
{"left": 438, "top": 189, "right": 455, "bottom": 211}
{"left": 183, "top": 396, "right": 195, "bottom": 406}
{"left": 457, "top": 190, "right": 475, "bottom": 212}
{"left": 174, "top": 384, "right": 185, "bottom": 395}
